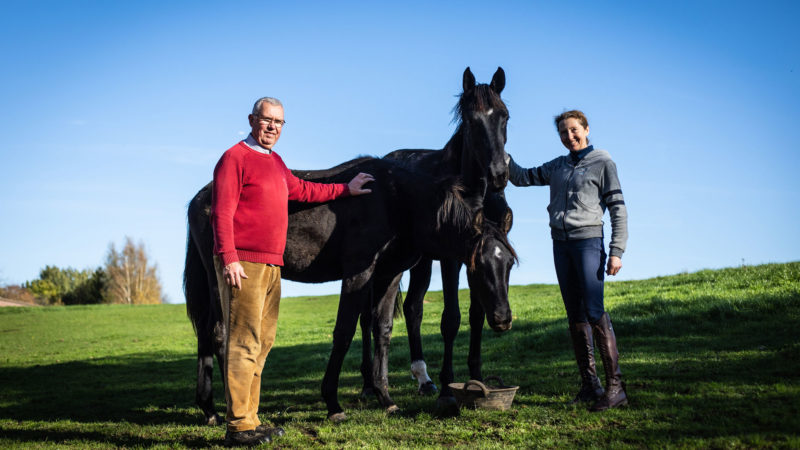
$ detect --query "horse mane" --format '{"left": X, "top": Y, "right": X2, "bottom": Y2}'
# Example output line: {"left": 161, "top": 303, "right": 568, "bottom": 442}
{"left": 431, "top": 176, "right": 519, "bottom": 273}
{"left": 434, "top": 179, "right": 474, "bottom": 234}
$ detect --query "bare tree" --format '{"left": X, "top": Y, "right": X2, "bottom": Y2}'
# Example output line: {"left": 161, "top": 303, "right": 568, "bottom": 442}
{"left": 104, "top": 237, "right": 163, "bottom": 304}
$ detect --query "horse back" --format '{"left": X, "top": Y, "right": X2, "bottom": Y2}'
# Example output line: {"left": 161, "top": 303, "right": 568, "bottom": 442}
{"left": 283, "top": 158, "right": 421, "bottom": 283}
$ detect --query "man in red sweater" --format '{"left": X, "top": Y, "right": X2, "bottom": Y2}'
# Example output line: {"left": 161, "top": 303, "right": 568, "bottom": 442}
{"left": 211, "top": 97, "right": 373, "bottom": 447}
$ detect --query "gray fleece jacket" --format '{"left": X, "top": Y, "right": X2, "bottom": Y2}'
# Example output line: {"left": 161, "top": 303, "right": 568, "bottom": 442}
{"left": 508, "top": 148, "right": 628, "bottom": 257}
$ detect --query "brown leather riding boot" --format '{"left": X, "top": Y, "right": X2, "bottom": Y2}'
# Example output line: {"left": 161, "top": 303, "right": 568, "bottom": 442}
{"left": 568, "top": 322, "right": 604, "bottom": 404}
{"left": 590, "top": 313, "right": 628, "bottom": 411}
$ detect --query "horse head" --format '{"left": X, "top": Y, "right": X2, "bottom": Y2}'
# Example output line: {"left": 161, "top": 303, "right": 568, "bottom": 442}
{"left": 466, "top": 195, "right": 516, "bottom": 332}
{"left": 434, "top": 184, "right": 515, "bottom": 332}
{"left": 457, "top": 67, "right": 509, "bottom": 193}
{"left": 466, "top": 215, "right": 516, "bottom": 332}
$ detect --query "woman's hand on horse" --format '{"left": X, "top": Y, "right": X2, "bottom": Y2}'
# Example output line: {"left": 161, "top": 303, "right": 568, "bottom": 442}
{"left": 224, "top": 261, "right": 248, "bottom": 289}
{"left": 348, "top": 172, "right": 375, "bottom": 196}
{"left": 606, "top": 256, "right": 622, "bottom": 276}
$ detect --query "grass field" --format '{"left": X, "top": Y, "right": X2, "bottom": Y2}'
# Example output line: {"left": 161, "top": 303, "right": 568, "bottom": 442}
{"left": 1, "top": 262, "right": 798, "bottom": 448}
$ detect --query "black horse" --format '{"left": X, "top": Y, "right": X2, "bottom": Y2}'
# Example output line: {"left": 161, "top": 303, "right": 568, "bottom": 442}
{"left": 403, "top": 192, "right": 515, "bottom": 406}
{"left": 185, "top": 159, "right": 512, "bottom": 422}
{"left": 361, "top": 148, "right": 516, "bottom": 410}
{"left": 184, "top": 68, "right": 511, "bottom": 423}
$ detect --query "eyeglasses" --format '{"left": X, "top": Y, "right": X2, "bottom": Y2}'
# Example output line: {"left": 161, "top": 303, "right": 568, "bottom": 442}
{"left": 256, "top": 116, "right": 286, "bottom": 128}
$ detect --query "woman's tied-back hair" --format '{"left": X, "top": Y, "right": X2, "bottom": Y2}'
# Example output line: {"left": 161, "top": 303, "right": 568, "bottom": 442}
{"left": 252, "top": 97, "right": 283, "bottom": 114}
{"left": 554, "top": 109, "right": 589, "bottom": 145}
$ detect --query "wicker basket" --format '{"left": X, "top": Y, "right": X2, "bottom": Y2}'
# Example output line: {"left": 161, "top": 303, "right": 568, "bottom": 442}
{"left": 448, "top": 376, "right": 519, "bottom": 411}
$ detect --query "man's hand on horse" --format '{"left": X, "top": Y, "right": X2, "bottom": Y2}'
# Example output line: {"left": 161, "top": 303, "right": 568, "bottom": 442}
{"left": 224, "top": 261, "right": 248, "bottom": 289}
{"left": 348, "top": 172, "right": 375, "bottom": 196}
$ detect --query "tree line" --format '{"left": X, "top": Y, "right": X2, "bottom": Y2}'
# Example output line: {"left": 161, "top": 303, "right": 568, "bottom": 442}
{"left": 0, "top": 237, "right": 164, "bottom": 305}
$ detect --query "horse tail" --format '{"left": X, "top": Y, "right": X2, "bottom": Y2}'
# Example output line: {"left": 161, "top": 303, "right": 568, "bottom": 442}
{"left": 184, "top": 228, "right": 209, "bottom": 336}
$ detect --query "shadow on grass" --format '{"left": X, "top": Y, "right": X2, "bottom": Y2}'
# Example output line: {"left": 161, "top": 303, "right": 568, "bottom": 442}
{"left": 504, "top": 293, "right": 799, "bottom": 384}
{"left": 2, "top": 287, "right": 798, "bottom": 444}
{"left": 0, "top": 353, "right": 202, "bottom": 425}
{"left": 0, "top": 428, "right": 214, "bottom": 449}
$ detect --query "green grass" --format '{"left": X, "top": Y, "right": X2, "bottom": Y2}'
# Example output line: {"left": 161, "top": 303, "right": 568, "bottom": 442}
{"left": 1, "top": 262, "right": 798, "bottom": 448}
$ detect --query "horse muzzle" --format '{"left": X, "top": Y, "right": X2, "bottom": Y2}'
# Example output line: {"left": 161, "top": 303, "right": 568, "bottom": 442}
{"left": 488, "top": 316, "right": 512, "bottom": 332}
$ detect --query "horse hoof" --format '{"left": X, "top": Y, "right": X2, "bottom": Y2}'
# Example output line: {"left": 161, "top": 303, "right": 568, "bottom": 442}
{"left": 435, "top": 396, "right": 459, "bottom": 417}
{"left": 328, "top": 412, "right": 347, "bottom": 424}
{"left": 385, "top": 404, "right": 401, "bottom": 416}
{"left": 418, "top": 381, "right": 438, "bottom": 396}
{"left": 205, "top": 413, "right": 223, "bottom": 426}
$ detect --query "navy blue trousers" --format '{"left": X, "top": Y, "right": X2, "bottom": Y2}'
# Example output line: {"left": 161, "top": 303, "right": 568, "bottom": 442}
{"left": 553, "top": 237, "right": 606, "bottom": 324}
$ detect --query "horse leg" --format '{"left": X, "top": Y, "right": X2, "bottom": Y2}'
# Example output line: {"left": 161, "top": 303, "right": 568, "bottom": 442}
{"left": 370, "top": 272, "right": 403, "bottom": 414}
{"left": 467, "top": 293, "right": 486, "bottom": 381}
{"left": 322, "top": 276, "right": 372, "bottom": 423}
{"left": 436, "top": 258, "right": 462, "bottom": 412}
{"left": 196, "top": 315, "right": 222, "bottom": 425}
{"left": 212, "top": 307, "right": 226, "bottom": 407}
{"left": 404, "top": 258, "right": 437, "bottom": 395}
{"left": 359, "top": 297, "right": 375, "bottom": 398}
{"left": 187, "top": 234, "right": 224, "bottom": 426}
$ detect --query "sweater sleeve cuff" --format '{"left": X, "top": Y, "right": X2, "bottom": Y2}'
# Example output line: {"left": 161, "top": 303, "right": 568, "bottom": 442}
{"left": 609, "top": 247, "right": 624, "bottom": 258}
{"left": 221, "top": 252, "right": 239, "bottom": 266}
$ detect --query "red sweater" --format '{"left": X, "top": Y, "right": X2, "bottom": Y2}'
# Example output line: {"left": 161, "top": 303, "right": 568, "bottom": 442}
{"left": 211, "top": 142, "right": 350, "bottom": 266}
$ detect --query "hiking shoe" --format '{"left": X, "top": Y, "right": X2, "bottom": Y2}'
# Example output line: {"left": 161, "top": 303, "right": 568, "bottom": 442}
{"left": 224, "top": 429, "right": 270, "bottom": 447}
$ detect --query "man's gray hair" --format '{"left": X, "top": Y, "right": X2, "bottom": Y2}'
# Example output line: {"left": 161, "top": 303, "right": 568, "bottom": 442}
{"left": 252, "top": 97, "right": 283, "bottom": 115}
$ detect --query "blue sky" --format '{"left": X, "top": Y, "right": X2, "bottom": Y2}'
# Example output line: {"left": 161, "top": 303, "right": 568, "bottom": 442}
{"left": 1, "top": 1, "right": 798, "bottom": 303}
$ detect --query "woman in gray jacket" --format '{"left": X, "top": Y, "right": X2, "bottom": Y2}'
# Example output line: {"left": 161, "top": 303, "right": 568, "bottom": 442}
{"left": 508, "top": 110, "right": 628, "bottom": 411}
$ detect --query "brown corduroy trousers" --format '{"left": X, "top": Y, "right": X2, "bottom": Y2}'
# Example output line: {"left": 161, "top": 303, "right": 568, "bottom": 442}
{"left": 214, "top": 257, "right": 282, "bottom": 432}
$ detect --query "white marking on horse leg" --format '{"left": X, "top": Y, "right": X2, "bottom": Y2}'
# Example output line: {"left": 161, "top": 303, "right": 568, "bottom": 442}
{"left": 493, "top": 245, "right": 503, "bottom": 260}
{"left": 410, "top": 360, "right": 433, "bottom": 388}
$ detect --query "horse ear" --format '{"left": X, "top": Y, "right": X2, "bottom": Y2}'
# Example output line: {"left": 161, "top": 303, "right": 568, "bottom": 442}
{"left": 490, "top": 67, "right": 506, "bottom": 94}
{"left": 463, "top": 67, "right": 476, "bottom": 93}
